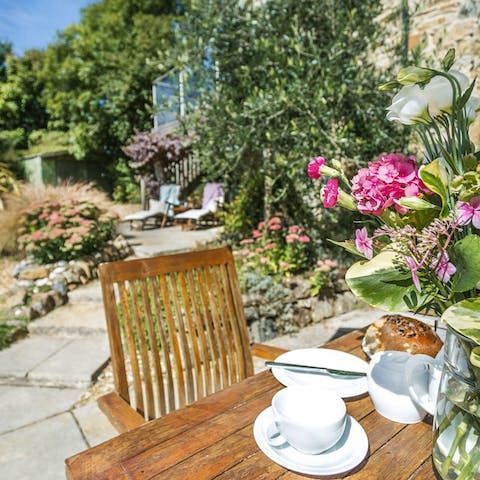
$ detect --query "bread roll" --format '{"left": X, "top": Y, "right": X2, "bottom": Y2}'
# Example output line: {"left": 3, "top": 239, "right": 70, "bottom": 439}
{"left": 364, "top": 314, "right": 442, "bottom": 358}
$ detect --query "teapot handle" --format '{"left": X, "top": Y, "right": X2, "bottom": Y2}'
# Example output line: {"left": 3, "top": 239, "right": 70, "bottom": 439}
{"left": 404, "top": 354, "right": 439, "bottom": 416}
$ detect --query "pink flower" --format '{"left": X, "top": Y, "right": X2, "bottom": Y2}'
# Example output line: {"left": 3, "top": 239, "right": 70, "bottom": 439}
{"left": 298, "top": 235, "right": 311, "bottom": 243}
{"left": 456, "top": 197, "right": 480, "bottom": 228}
{"left": 269, "top": 224, "right": 281, "bottom": 231}
{"left": 308, "top": 156, "right": 326, "bottom": 180}
{"left": 286, "top": 233, "right": 299, "bottom": 243}
{"left": 279, "top": 261, "right": 290, "bottom": 269}
{"left": 47, "top": 211, "right": 66, "bottom": 226}
{"left": 265, "top": 242, "right": 276, "bottom": 250}
{"left": 49, "top": 228, "right": 66, "bottom": 239}
{"left": 355, "top": 228, "right": 373, "bottom": 259}
{"left": 322, "top": 178, "right": 339, "bottom": 208}
{"left": 240, "top": 249, "right": 250, "bottom": 256}
{"left": 435, "top": 252, "right": 456, "bottom": 283}
{"left": 325, "top": 259, "right": 338, "bottom": 268}
{"left": 252, "top": 229, "right": 262, "bottom": 238}
{"left": 31, "top": 231, "right": 46, "bottom": 241}
{"left": 404, "top": 256, "right": 422, "bottom": 292}
{"left": 68, "top": 234, "right": 82, "bottom": 245}
{"left": 240, "top": 239, "right": 254, "bottom": 245}
{"left": 269, "top": 217, "right": 281, "bottom": 225}
{"left": 258, "top": 221, "right": 266, "bottom": 229}
{"left": 260, "top": 256, "right": 269, "bottom": 264}
{"left": 255, "top": 247, "right": 264, "bottom": 253}
{"left": 288, "top": 225, "right": 301, "bottom": 234}
{"left": 351, "top": 153, "right": 428, "bottom": 216}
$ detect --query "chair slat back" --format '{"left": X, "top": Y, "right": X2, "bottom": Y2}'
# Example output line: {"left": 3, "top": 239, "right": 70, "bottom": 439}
{"left": 99, "top": 247, "right": 253, "bottom": 419}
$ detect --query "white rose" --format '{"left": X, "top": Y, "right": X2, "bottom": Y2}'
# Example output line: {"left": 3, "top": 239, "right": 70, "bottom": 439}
{"left": 465, "top": 96, "right": 480, "bottom": 122}
{"left": 386, "top": 84, "right": 429, "bottom": 125}
{"left": 423, "top": 70, "right": 469, "bottom": 117}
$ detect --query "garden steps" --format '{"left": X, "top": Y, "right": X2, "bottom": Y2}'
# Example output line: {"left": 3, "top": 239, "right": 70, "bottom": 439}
{"left": 0, "top": 280, "right": 113, "bottom": 388}
{"left": 0, "top": 334, "right": 110, "bottom": 388}
{"left": 28, "top": 301, "right": 107, "bottom": 337}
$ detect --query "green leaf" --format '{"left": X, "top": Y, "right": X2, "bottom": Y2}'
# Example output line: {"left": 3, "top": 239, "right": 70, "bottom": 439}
{"left": 328, "top": 238, "right": 365, "bottom": 258}
{"left": 397, "top": 196, "right": 440, "bottom": 211}
{"left": 441, "top": 48, "right": 455, "bottom": 71}
{"left": 397, "top": 66, "right": 435, "bottom": 85}
{"left": 345, "top": 250, "right": 428, "bottom": 311}
{"left": 442, "top": 298, "right": 480, "bottom": 345}
{"left": 451, "top": 235, "right": 480, "bottom": 292}
{"left": 470, "top": 346, "right": 480, "bottom": 368}
{"left": 457, "top": 79, "right": 476, "bottom": 110}
{"left": 418, "top": 159, "right": 450, "bottom": 217}
{"left": 378, "top": 80, "right": 400, "bottom": 91}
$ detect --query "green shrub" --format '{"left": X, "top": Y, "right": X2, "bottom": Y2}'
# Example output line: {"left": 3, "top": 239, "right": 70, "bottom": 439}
{"left": 175, "top": 0, "right": 406, "bottom": 247}
{"left": 112, "top": 158, "right": 141, "bottom": 204}
{"left": 17, "top": 199, "right": 118, "bottom": 263}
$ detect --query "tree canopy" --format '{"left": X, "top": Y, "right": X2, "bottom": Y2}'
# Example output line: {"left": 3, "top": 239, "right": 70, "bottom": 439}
{"left": 0, "top": 0, "right": 179, "bottom": 188}
{"left": 173, "top": 0, "right": 406, "bottom": 241}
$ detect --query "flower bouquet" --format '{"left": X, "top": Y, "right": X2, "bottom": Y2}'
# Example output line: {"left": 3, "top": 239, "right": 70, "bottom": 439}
{"left": 308, "top": 49, "right": 480, "bottom": 479}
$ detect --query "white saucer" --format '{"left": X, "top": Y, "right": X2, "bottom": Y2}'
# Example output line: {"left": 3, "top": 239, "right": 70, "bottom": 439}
{"left": 272, "top": 349, "right": 368, "bottom": 398}
{"left": 253, "top": 407, "right": 369, "bottom": 476}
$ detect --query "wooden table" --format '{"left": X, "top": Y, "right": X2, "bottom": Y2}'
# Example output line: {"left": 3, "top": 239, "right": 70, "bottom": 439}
{"left": 65, "top": 330, "right": 436, "bottom": 479}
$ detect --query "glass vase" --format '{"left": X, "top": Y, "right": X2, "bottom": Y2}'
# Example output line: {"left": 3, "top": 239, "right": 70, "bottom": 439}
{"left": 433, "top": 326, "right": 480, "bottom": 480}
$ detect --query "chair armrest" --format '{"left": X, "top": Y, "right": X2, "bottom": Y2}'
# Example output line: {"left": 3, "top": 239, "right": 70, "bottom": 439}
{"left": 98, "top": 392, "right": 146, "bottom": 434}
{"left": 250, "top": 342, "right": 288, "bottom": 361}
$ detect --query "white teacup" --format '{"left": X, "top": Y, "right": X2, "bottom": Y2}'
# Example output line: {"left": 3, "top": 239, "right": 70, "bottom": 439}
{"left": 271, "top": 386, "right": 347, "bottom": 454}
{"left": 367, "top": 351, "right": 426, "bottom": 424}
{"left": 404, "top": 353, "right": 443, "bottom": 416}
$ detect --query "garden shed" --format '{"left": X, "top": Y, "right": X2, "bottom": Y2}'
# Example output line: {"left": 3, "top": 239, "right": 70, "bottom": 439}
{"left": 21, "top": 149, "right": 110, "bottom": 191}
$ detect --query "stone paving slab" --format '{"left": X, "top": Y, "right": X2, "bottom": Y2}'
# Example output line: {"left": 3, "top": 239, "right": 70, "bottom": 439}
{"left": 73, "top": 401, "right": 117, "bottom": 447}
{"left": 0, "top": 386, "right": 82, "bottom": 434}
{"left": 0, "top": 412, "right": 87, "bottom": 480}
{"left": 28, "top": 302, "right": 107, "bottom": 337}
{"left": 68, "top": 280, "right": 104, "bottom": 304}
{"left": 28, "top": 335, "right": 110, "bottom": 388}
{"left": 119, "top": 224, "right": 223, "bottom": 258}
{"left": 0, "top": 336, "right": 71, "bottom": 381}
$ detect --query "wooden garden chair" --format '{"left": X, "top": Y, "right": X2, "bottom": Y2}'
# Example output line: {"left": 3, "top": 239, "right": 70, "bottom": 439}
{"left": 97, "top": 246, "right": 287, "bottom": 433}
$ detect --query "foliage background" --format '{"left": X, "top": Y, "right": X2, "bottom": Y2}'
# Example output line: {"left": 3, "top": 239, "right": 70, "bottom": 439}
{"left": 0, "top": 0, "right": 180, "bottom": 196}
{"left": 173, "top": 0, "right": 407, "bottom": 247}
{"left": 0, "top": 0, "right": 410, "bottom": 252}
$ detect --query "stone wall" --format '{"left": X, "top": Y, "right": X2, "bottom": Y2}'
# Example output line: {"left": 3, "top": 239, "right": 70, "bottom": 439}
{"left": 379, "top": 0, "right": 480, "bottom": 142}
{"left": 243, "top": 274, "right": 361, "bottom": 343}
{"left": 410, "top": 0, "right": 480, "bottom": 142}
{"left": 0, "top": 235, "right": 133, "bottom": 323}
{"left": 407, "top": 0, "right": 479, "bottom": 77}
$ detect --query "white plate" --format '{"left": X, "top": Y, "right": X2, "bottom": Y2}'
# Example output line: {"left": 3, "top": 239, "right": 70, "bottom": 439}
{"left": 271, "top": 348, "right": 368, "bottom": 398}
{"left": 253, "top": 407, "right": 368, "bottom": 476}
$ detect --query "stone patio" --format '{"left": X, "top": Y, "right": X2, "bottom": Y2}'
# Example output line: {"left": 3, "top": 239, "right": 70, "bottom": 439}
{"left": 0, "top": 223, "right": 381, "bottom": 479}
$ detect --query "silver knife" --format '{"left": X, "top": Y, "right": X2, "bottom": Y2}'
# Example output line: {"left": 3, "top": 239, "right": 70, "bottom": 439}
{"left": 265, "top": 361, "right": 367, "bottom": 377}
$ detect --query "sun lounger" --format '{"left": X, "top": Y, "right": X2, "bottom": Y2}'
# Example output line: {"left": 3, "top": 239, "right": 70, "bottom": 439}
{"left": 175, "top": 183, "right": 224, "bottom": 229}
{"left": 124, "top": 184, "right": 180, "bottom": 230}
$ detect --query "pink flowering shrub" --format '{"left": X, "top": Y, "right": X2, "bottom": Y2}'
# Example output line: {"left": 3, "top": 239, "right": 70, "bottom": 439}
{"left": 17, "top": 200, "right": 118, "bottom": 263}
{"left": 235, "top": 218, "right": 312, "bottom": 275}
